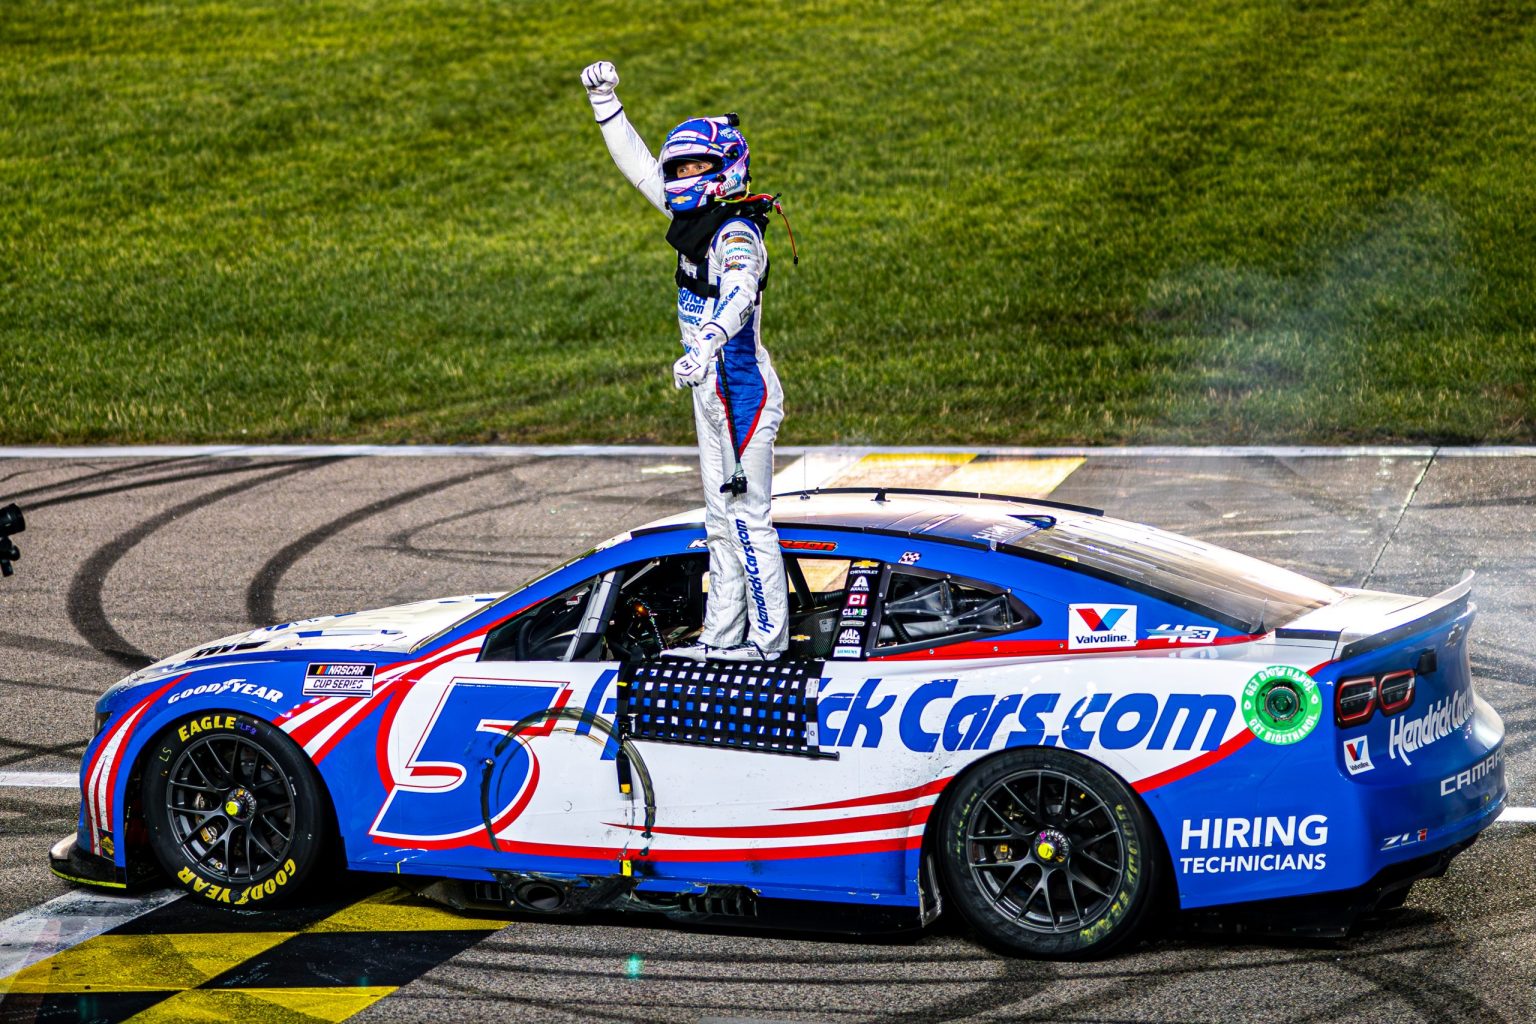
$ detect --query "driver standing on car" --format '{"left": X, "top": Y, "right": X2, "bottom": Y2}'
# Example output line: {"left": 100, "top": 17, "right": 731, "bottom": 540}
{"left": 580, "top": 60, "right": 789, "bottom": 663}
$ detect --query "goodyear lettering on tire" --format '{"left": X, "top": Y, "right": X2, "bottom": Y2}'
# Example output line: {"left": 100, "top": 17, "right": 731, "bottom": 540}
{"left": 180, "top": 858, "right": 298, "bottom": 905}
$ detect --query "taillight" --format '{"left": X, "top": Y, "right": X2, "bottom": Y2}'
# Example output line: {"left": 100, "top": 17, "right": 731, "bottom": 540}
{"left": 1332, "top": 670, "right": 1417, "bottom": 726}
{"left": 1336, "top": 677, "right": 1377, "bottom": 726}
{"left": 1378, "top": 670, "right": 1416, "bottom": 714}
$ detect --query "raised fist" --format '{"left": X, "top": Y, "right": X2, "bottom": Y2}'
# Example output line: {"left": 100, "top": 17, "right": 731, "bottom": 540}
{"left": 581, "top": 61, "right": 619, "bottom": 97}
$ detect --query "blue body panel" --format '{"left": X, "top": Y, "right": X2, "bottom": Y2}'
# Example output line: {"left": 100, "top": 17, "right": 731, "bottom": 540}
{"left": 80, "top": 502, "right": 1505, "bottom": 919}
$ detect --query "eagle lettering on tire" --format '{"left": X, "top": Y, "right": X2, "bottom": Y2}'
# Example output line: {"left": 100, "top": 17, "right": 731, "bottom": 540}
{"left": 142, "top": 714, "right": 332, "bottom": 907}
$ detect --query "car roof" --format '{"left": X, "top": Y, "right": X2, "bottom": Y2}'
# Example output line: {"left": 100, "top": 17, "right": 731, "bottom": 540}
{"left": 632, "top": 487, "right": 1104, "bottom": 551}
{"left": 628, "top": 487, "right": 1339, "bottom": 633}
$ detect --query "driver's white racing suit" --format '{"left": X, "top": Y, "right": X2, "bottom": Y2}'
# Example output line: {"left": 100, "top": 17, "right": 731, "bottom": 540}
{"left": 589, "top": 99, "right": 788, "bottom": 656}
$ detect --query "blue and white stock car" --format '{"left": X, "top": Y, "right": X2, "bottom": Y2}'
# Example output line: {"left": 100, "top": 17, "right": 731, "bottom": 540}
{"left": 53, "top": 488, "right": 1506, "bottom": 958}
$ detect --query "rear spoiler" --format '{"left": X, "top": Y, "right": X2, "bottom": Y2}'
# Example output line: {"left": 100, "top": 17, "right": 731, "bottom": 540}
{"left": 1278, "top": 571, "right": 1474, "bottom": 661}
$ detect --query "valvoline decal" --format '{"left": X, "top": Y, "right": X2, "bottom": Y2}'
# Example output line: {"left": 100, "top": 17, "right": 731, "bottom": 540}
{"left": 817, "top": 679, "right": 1234, "bottom": 754}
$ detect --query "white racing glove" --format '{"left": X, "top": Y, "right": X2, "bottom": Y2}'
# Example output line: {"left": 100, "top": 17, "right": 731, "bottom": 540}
{"left": 580, "top": 61, "right": 621, "bottom": 122}
{"left": 673, "top": 349, "right": 708, "bottom": 389}
{"left": 673, "top": 324, "right": 726, "bottom": 388}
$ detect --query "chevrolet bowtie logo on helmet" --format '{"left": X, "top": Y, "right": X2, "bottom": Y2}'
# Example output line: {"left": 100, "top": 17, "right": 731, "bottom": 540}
{"left": 660, "top": 113, "right": 750, "bottom": 213}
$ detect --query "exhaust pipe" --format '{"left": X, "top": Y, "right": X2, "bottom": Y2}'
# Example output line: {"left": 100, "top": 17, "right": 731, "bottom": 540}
{"left": 512, "top": 880, "right": 568, "bottom": 913}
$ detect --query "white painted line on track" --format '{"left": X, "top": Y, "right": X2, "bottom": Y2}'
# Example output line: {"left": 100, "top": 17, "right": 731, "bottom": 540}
{"left": 3, "top": 443, "right": 1536, "bottom": 460}
{"left": 0, "top": 772, "right": 77, "bottom": 788}
{"left": 1497, "top": 806, "right": 1536, "bottom": 824}
{"left": 0, "top": 888, "right": 181, "bottom": 980}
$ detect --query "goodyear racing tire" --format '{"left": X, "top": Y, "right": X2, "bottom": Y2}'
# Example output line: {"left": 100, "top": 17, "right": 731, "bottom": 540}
{"left": 936, "top": 749, "right": 1159, "bottom": 959}
{"left": 142, "top": 712, "right": 332, "bottom": 909}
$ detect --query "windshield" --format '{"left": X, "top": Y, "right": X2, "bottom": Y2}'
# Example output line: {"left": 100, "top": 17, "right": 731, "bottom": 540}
{"left": 1020, "top": 514, "right": 1340, "bottom": 632}
{"left": 408, "top": 545, "right": 605, "bottom": 654}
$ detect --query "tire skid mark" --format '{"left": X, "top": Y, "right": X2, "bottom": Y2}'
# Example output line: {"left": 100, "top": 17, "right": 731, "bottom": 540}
{"left": 415, "top": 975, "right": 834, "bottom": 1024}
{"left": 469, "top": 936, "right": 988, "bottom": 964}
{"left": 383, "top": 478, "right": 695, "bottom": 568}
{"left": 0, "top": 455, "right": 209, "bottom": 504}
{"left": 0, "top": 794, "right": 78, "bottom": 840}
{"left": 245, "top": 461, "right": 528, "bottom": 627}
{"left": 439, "top": 934, "right": 1049, "bottom": 1022}
{"left": 0, "top": 738, "right": 86, "bottom": 769}
{"left": 396, "top": 980, "right": 676, "bottom": 1024}
{"left": 27, "top": 455, "right": 332, "bottom": 511}
{"left": 0, "top": 674, "right": 100, "bottom": 697}
{"left": 0, "top": 629, "right": 124, "bottom": 666}
{"left": 68, "top": 460, "right": 342, "bottom": 671}
{"left": 1327, "top": 942, "right": 1504, "bottom": 1022}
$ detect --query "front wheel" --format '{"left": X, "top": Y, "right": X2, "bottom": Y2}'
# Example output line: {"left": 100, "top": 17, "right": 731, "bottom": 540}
{"left": 936, "top": 749, "right": 1160, "bottom": 958}
{"left": 142, "top": 713, "right": 332, "bottom": 908}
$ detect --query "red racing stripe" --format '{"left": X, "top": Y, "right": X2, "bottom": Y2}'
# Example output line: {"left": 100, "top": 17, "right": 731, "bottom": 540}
{"left": 373, "top": 757, "right": 542, "bottom": 851}
{"left": 607, "top": 806, "right": 929, "bottom": 840}
{"left": 872, "top": 634, "right": 1266, "bottom": 662}
{"left": 469, "top": 834, "right": 923, "bottom": 864}
{"left": 1133, "top": 729, "right": 1256, "bottom": 793}
{"left": 777, "top": 777, "right": 951, "bottom": 812}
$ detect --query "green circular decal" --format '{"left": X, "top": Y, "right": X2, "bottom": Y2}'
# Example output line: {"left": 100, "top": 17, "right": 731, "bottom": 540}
{"left": 1241, "top": 665, "right": 1322, "bottom": 745}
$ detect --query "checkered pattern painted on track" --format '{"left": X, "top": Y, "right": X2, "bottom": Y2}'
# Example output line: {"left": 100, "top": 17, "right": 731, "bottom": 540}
{"left": 0, "top": 885, "right": 510, "bottom": 1023}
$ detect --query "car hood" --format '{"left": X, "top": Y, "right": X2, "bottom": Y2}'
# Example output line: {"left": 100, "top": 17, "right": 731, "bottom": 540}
{"left": 109, "top": 593, "right": 502, "bottom": 696}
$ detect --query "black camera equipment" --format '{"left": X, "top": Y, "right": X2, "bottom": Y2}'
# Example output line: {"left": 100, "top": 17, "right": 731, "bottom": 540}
{"left": 0, "top": 503, "right": 24, "bottom": 577}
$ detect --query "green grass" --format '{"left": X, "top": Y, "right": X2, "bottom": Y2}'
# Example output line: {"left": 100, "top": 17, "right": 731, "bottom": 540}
{"left": 3, "top": 0, "right": 1534, "bottom": 445}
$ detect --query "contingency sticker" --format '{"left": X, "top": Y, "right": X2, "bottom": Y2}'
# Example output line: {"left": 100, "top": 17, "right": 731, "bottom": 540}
{"left": 1068, "top": 604, "right": 1137, "bottom": 650}
{"left": 1242, "top": 665, "right": 1322, "bottom": 745}
{"left": 304, "top": 662, "right": 377, "bottom": 697}
{"left": 832, "top": 561, "right": 883, "bottom": 658}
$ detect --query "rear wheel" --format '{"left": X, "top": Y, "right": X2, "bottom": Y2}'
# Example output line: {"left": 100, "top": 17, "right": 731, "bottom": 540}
{"left": 937, "top": 749, "right": 1159, "bottom": 958}
{"left": 142, "top": 713, "right": 331, "bottom": 908}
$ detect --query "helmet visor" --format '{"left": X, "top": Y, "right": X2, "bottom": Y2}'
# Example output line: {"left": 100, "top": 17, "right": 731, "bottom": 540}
{"left": 663, "top": 155, "right": 723, "bottom": 182}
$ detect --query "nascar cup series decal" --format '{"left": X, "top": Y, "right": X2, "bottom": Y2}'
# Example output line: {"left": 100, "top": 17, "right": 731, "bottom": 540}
{"left": 1068, "top": 604, "right": 1137, "bottom": 650}
{"left": 303, "top": 662, "right": 376, "bottom": 697}
{"left": 1241, "top": 665, "right": 1322, "bottom": 745}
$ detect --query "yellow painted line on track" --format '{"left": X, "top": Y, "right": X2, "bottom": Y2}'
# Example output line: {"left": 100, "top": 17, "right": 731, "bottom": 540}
{"left": 940, "top": 456, "right": 1085, "bottom": 496}
{"left": 812, "top": 452, "right": 1085, "bottom": 497}
{"left": 828, "top": 452, "right": 978, "bottom": 489}
{"left": 307, "top": 887, "right": 508, "bottom": 933}
{"left": 129, "top": 985, "right": 396, "bottom": 1023}
{"left": 774, "top": 451, "right": 1087, "bottom": 499}
{"left": 0, "top": 931, "right": 294, "bottom": 994}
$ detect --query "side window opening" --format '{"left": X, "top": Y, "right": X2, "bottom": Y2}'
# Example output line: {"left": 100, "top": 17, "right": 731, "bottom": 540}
{"left": 785, "top": 557, "right": 852, "bottom": 660}
{"left": 604, "top": 554, "right": 709, "bottom": 660}
{"left": 480, "top": 577, "right": 600, "bottom": 662}
{"left": 876, "top": 568, "right": 1040, "bottom": 652}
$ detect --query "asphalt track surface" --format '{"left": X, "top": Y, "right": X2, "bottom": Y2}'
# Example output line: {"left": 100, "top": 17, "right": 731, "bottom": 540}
{"left": 2, "top": 448, "right": 1535, "bottom": 1023}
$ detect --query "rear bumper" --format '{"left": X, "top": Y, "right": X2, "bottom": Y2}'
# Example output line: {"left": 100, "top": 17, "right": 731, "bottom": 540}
{"left": 1182, "top": 836, "right": 1476, "bottom": 939}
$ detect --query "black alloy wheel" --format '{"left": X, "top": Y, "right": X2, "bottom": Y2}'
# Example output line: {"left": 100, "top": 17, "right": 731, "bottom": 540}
{"left": 936, "top": 749, "right": 1160, "bottom": 958}
{"left": 143, "top": 714, "right": 331, "bottom": 908}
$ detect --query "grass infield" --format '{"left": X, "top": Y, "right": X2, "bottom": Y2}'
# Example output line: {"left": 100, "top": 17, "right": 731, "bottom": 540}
{"left": 3, "top": 0, "right": 1534, "bottom": 445}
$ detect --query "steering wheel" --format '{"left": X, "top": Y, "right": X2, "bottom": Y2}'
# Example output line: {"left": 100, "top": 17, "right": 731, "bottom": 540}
{"left": 610, "top": 596, "right": 664, "bottom": 661}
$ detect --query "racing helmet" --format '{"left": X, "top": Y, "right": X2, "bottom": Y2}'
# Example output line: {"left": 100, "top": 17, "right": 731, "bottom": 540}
{"left": 659, "top": 114, "right": 750, "bottom": 214}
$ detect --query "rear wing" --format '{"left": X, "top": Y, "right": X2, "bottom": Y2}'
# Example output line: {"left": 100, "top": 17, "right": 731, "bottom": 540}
{"left": 1278, "top": 571, "right": 1474, "bottom": 661}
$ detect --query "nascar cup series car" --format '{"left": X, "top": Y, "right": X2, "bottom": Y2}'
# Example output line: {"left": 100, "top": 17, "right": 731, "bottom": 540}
{"left": 52, "top": 488, "right": 1506, "bottom": 958}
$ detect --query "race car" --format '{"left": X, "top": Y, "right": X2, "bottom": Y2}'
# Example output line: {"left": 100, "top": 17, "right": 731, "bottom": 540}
{"left": 52, "top": 487, "right": 1506, "bottom": 958}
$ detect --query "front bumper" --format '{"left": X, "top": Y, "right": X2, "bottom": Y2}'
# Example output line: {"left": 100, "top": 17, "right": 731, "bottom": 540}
{"left": 48, "top": 835, "right": 160, "bottom": 891}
